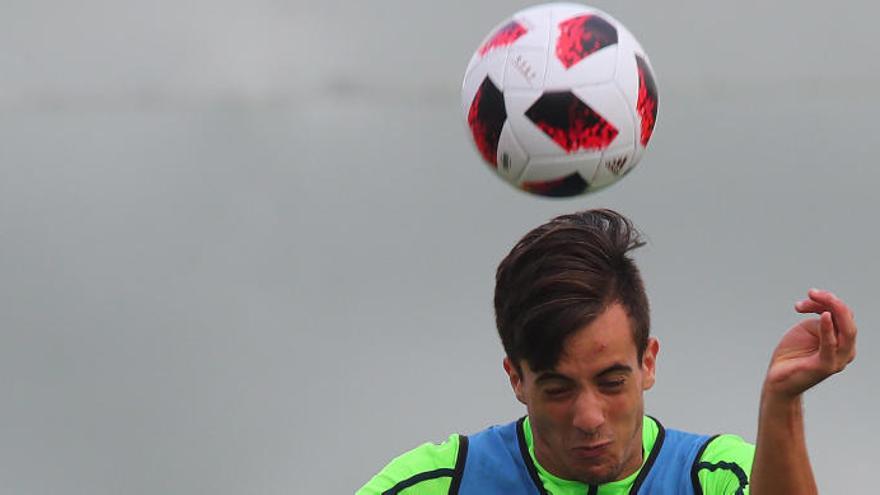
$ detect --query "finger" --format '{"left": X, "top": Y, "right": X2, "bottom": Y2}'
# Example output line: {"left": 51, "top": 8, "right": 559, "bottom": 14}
{"left": 811, "top": 290, "right": 857, "bottom": 348}
{"left": 818, "top": 312, "right": 837, "bottom": 366}
{"left": 806, "top": 289, "right": 857, "bottom": 348}
{"left": 808, "top": 289, "right": 855, "bottom": 319}
{"left": 831, "top": 309, "right": 857, "bottom": 364}
{"left": 795, "top": 299, "right": 829, "bottom": 314}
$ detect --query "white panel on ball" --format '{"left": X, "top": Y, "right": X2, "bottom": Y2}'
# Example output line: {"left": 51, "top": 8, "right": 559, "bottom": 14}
{"left": 612, "top": 26, "right": 641, "bottom": 117}
{"left": 495, "top": 122, "right": 530, "bottom": 185}
{"left": 485, "top": 50, "right": 511, "bottom": 93}
{"left": 520, "top": 153, "right": 602, "bottom": 183}
{"left": 504, "top": 47, "right": 548, "bottom": 91}
{"left": 544, "top": 47, "right": 618, "bottom": 90}
{"left": 591, "top": 144, "right": 636, "bottom": 191}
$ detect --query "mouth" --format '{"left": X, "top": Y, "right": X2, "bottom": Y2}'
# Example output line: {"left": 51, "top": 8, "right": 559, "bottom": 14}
{"left": 571, "top": 441, "right": 612, "bottom": 459}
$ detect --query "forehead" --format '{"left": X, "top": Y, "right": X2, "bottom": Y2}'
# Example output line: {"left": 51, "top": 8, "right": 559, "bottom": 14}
{"left": 554, "top": 303, "right": 639, "bottom": 373}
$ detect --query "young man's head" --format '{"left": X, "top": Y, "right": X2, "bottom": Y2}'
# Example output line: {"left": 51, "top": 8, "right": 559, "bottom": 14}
{"left": 495, "top": 209, "right": 659, "bottom": 484}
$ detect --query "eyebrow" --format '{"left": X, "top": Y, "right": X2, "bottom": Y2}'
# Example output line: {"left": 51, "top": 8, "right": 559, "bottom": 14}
{"left": 535, "top": 372, "right": 573, "bottom": 385}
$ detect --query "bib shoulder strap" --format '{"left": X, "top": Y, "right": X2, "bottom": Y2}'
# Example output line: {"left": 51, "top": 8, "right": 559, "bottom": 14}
{"left": 458, "top": 417, "right": 547, "bottom": 495}
{"left": 634, "top": 418, "right": 714, "bottom": 495}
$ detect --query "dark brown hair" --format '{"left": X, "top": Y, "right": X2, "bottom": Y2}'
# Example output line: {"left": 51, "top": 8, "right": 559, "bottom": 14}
{"left": 494, "top": 209, "right": 649, "bottom": 372}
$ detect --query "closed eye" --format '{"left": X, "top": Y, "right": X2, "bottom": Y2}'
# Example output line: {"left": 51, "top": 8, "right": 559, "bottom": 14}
{"left": 600, "top": 379, "right": 626, "bottom": 389}
{"left": 544, "top": 387, "right": 573, "bottom": 397}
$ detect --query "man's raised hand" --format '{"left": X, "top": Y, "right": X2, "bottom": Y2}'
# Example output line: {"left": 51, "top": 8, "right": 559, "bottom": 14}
{"left": 764, "top": 289, "right": 857, "bottom": 399}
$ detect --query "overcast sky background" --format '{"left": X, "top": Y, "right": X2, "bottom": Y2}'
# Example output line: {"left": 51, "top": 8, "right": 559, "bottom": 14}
{"left": 0, "top": 1, "right": 877, "bottom": 493}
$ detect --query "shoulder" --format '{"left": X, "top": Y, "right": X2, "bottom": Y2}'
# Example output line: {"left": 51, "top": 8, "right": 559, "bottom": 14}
{"left": 695, "top": 434, "right": 755, "bottom": 495}
{"left": 357, "top": 434, "right": 462, "bottom": 495}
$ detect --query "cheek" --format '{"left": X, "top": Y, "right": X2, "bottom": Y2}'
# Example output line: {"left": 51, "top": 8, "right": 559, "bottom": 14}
{"left": 528, "top": 397, "right": 575, "bottom": 435}
{"left": 608, "top": 389, "right": 643, "bottom": 425}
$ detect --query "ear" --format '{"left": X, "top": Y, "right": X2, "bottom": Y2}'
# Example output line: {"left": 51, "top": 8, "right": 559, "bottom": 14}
{"left": 503, "top": 357, "right": 526, "bottom": 405}
{"left": 641, "top": 337, "right": 660, "bottom": 391}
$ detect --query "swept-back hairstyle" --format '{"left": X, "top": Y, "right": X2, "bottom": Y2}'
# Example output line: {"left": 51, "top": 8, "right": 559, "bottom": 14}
{"left": 494, "top": 209, "right": 650, "bottom": 372}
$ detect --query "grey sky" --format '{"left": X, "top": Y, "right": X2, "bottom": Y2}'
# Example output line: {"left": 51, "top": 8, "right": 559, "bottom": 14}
{"left": 0, "top": 1, "right": 876, "bottom": 493}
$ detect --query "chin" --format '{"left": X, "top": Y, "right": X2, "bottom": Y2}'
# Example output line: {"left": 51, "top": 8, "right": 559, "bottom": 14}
{"left": 571, "top": 460, "right": 621, "bottom": 485}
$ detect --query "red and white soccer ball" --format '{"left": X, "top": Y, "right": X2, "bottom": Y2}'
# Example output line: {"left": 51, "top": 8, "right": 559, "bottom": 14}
{"left": 462, "top": 2, "right": 658, "bottom": 197}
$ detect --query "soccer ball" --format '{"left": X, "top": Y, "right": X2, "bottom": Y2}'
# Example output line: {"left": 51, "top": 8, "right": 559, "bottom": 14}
{"left": 461, "top": 2, "right": 658, "bottom": 197}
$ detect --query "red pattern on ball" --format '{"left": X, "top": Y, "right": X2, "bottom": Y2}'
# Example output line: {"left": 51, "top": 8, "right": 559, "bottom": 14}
{"left": 467, "top": 78, "right": 507, "bottom": 167}
{"left": 478, "top": 21, "right": 528, "bottom": 56}
{"left": 526, "top": 92, "right": 618, "bottom": 153}
{"left": 556, "top": 14, "right": 617, "bottom": 69}
{"left": 635, "top": 55, "right": 658, "bottom": 147}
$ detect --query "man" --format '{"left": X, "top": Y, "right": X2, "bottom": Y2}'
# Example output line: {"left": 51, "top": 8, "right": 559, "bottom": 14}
{"left": 358, "top": 209, "right": 857, "bottom": 494}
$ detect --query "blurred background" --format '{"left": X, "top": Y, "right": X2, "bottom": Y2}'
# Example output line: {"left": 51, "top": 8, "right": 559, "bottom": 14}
{"left": 1, "top": 0, "right": 876, "bottom": 493}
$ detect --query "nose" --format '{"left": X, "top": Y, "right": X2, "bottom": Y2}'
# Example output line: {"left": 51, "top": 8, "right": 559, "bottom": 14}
{"left": 572, "top": 390, "right": 605, "bottom": 434}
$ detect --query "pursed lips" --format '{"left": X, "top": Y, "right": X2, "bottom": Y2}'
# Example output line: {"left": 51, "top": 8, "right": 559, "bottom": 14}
{"left": 571, "top": 440, "right": 612, "bottom": 458}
